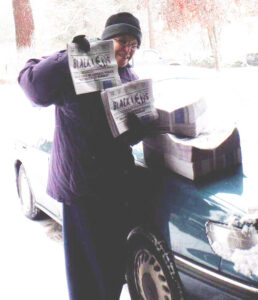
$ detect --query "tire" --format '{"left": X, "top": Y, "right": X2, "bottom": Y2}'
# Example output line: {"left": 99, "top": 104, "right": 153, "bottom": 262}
{"left": 18, "top": 164, "right": 42, "bottom": 220}
{"left": 126, "top": 227, "right": 185, "bottom": 300}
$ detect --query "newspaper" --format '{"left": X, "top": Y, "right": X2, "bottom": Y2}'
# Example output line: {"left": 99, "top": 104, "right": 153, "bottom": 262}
{"left": 101, "top": 79, "right": 159, "bottom": 137}
{"left": 144, "top": 127, "right": 241, "bottom": 162}
{"left": 155, "top": 97, "right": 207, "bottom": 137}
{"left": 143, "top": 127, "right": 242, "bottom": 180}
{"left": 67, "top": 39, "right": 121, "bottom": 94}
{"left": 163, "top": 148, "right": 242, "bottom": 180}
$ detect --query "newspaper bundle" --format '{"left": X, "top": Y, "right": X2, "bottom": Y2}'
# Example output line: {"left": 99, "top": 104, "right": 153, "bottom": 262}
{"left": 101, "top": 79, "right": 159, "bottom": 137}
{"left": 143, "top": 127, "right": 242, "bottom": 180}
{"left": 67, "top": 40, "right": 121, "bottom": 94}
{"left": 152, "top": 79, "right": 208, "bottom": 137}
{"left": 155, "top": 97, "right": 208, "bottom": 137}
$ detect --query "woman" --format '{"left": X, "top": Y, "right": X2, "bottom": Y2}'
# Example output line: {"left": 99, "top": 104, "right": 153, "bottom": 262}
{"left": 18, "top": 12, "right": 156, "bottom": 300}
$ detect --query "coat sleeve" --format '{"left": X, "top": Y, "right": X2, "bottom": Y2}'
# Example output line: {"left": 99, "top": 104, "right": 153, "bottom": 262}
{"left": 18, "top": 50, "right": 70, "bottom": 107}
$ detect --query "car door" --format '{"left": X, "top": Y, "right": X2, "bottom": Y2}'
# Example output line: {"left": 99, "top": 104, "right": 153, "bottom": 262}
{"left": 21, "top": 105, "right": 61, "bottom": 219}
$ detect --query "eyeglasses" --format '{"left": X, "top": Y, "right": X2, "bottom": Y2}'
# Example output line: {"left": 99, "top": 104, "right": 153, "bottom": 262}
{"left": 113, "top": 38, "right": 138, "bottom": 51}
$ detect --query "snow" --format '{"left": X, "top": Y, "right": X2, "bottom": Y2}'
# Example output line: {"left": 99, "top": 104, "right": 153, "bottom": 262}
{"left": 231, "top": 216, "right": 258, "bottom": 278}
{"left": 212, "top": 241, "right": 232, "bottom": 261}
{"left": 212, "top": 214, "right": 258, "bottom": 278}
{"left": 240, "top": 213, "right": 258, "bottom": 225}
{"left": 232, "top": 245, "right": 258, "bottom": 278}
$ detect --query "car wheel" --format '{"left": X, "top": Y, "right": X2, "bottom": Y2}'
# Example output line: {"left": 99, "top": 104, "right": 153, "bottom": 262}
{"left": 18, "top": 164, "right": 42, "bottom": 220}
{"left": 126, "top": 227, "right": 185, "bottom": 300}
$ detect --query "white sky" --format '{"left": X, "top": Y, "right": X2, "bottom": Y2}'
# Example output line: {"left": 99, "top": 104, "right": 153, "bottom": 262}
{"left": 0, "top": 0, "right": 15, "bottom": 36}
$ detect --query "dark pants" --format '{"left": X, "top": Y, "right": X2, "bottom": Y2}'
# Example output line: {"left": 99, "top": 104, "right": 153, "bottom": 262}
{"left": 63, "top": 167, "right": 157, "bottom": 300}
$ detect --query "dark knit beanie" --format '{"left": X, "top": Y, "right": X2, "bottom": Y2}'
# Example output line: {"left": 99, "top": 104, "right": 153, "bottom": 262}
{"left": 101, "top": 12, "right": 142, "bottom": 47}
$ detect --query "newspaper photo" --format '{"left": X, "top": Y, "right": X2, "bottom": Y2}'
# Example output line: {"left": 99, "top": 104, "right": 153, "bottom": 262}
{"left": 67, "top": 39, "right": 121, "bottom": 94}
{"left": 101, "top": 79, "right": 159, "bottom": 137}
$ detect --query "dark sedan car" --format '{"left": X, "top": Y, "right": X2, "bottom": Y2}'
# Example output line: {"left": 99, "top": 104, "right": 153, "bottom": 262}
{"left": 14, "top": 73, "right": 258, "bottom": 299}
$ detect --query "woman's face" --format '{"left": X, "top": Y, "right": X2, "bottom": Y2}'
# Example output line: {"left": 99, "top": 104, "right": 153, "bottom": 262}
{"left": 113, "top": 35, "right": 138, "bottom": 68}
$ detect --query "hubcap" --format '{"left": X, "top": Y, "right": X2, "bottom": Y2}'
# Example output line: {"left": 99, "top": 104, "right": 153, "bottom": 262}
{"left": 134, "top": 248, "right": 172, "bottom": 300}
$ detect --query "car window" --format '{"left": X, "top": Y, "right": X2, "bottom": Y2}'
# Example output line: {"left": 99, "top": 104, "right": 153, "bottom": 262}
{"left": 16, "top": 104, "right": 55, "bottom": 153}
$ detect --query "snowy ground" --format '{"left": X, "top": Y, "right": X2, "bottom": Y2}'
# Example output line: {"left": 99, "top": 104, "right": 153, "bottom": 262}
{"left": 1, "top": 65, "right": 258, "bottom": 299}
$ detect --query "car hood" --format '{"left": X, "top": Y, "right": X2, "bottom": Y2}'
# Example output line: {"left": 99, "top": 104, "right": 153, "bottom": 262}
{"left": 198, "top": 130, "right": 258, "bottom": 215}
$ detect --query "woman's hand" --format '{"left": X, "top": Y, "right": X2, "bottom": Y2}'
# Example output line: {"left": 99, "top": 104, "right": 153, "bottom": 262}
{"left": 72, "top": 35, "right": 90, "bottom": 52}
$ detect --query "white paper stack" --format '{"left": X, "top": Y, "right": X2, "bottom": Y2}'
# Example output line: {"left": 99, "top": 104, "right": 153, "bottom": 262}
{"left": 155, "top": 97, "right": 207, "bottom": 137}
{"left": 101, "top": 79, "right": 159, "bottom": 137}
{"left": 143, "top": 127, "right": 242, "bottom": 180}
{"left": 153, "top": 80, "right": 208, "bottom": 137}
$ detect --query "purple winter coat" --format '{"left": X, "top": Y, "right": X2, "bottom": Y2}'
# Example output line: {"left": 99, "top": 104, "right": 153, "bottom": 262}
{"left": 18, "top": 50, "right": 139, "bottom": 205}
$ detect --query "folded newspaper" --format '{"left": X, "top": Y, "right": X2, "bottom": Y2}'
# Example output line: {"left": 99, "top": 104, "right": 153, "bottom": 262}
{"left": 101, "top": 79, "right": 159, "bottom": 137}
{"left": 67, "top": 39, "right": 121, "bottom": 94}
{"left": 143, "top": 127, "right": 242, "bottom": 180}
{"left": 155, "top": 97, "right": 208, "bottom": 137}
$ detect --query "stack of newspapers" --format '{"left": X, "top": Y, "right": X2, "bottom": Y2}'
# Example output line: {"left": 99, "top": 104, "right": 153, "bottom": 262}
{"left": 101, "top": 78, "right": 159, "bottom": 137}
{"left": 153, "top": 79, "right": 208, "bottom": 138}
{"left": 142, "top": 79, "right": 242, "bottom": 180}
{"left": 143, "top": 126, "right": 242, "bottom": 180}
{"left": 155, "top": 97, "right": 207, "bottom": 137}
